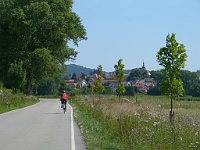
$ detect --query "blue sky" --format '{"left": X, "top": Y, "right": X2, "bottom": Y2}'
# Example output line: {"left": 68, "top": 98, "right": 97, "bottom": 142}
{"left": 68, "top": 0, "right": 200, "bottom": 72}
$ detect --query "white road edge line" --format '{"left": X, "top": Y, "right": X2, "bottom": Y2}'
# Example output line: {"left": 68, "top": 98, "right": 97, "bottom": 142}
{"left": 68, "top": 103, "right": 76, "bottom": 150}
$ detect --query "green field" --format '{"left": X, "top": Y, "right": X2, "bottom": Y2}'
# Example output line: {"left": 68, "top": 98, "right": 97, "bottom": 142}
{"left": 70, "top": 95, "right": 200, "bottom": 150}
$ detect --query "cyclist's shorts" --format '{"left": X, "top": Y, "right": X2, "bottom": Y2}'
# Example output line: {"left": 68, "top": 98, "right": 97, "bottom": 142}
{"left": 61, "top": 99, "right": 67, "bottom": 104}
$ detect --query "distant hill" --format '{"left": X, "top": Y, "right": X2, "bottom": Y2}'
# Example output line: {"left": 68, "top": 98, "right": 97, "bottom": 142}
{"left": 66, "top": 64, "right": 95, "bottom": 75}
{"left": 66, "top": 64, "right": 133, "bottom": 76}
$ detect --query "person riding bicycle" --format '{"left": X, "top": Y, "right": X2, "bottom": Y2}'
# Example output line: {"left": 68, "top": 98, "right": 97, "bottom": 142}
{"left": 60, "top": 90, "right": 68, "bottom": 109}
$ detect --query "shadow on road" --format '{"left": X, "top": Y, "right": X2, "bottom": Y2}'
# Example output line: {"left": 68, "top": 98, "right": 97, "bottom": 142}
{"left": 46, "top": 113, "right": 65, "bottom": 115}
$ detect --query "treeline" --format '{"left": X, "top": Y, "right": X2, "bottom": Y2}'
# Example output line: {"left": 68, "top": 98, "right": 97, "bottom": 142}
{"left": 149, "top": 70, "right": 200, "bottom": 97}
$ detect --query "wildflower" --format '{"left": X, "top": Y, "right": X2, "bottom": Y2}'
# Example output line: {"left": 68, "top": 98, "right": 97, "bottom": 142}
{"left": 153, "top": 121, "right": 160, "bottom": 127}
{"left": 189, "top": 143, "right": 194, "bottom": 148}
{"left": 189, "top": 142, "right": 199, "bottom": 148}
{"left": 195, "top": 132, "right": 198, "bottom": 136}
{"left": 134, "top": 112, "right": 138, "bottom": 116}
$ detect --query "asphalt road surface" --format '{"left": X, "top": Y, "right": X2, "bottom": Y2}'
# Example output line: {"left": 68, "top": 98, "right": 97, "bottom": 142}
{"left": 0, "top": 99, "right": 86, "bottom": 150}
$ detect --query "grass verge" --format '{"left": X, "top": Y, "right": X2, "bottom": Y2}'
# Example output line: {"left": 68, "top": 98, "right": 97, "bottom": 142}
{"left": 70, "top": 95, "right": 200, "bottom": 150}
{"left": 0, "top": 88, "right": 39, "bottom": 114}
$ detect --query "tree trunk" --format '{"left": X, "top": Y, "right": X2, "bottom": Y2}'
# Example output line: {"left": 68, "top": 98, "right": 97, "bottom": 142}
{"left": 27, "top": 72, "right": 32, "bottom": 95}
{"left": 170, "top": 94, "right": 174, "bottom": 126}
{"left": 170, "top": 94, "right": 173, "bottom": 112}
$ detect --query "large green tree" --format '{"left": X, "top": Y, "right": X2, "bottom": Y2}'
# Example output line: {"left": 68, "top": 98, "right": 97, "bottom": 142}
{"left": 156, "top": 33, "right": 187, "bottom": 123}
{"left": 37, "top": 76, "right": 60, "bottom": 95}
{"left": 0, "top": 0, "right": 87, "bottom": 94}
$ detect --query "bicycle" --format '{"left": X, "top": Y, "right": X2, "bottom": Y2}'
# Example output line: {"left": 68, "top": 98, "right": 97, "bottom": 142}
{"left": 61, "top": 103, "right": 66, "bottom": 114}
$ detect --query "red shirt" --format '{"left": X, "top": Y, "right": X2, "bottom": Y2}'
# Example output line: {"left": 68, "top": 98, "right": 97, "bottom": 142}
{"left": 61, "top": 93, "right": 67, "bottom": 100}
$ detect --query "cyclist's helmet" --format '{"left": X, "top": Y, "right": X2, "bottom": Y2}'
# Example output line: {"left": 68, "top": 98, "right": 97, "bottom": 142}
{"left": 62, "top": 90, "right": 66, "bottom": 93}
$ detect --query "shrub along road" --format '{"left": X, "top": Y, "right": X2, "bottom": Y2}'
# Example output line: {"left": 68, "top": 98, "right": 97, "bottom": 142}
{"left": 0, "top": 98, "right": 85, "bottom": 150}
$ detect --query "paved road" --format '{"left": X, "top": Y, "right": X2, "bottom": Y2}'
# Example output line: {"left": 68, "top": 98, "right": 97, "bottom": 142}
{"left": 0, "top": 99, "right": 86, "bottom": 150}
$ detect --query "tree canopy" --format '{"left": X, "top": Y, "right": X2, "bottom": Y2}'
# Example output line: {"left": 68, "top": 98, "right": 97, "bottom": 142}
{"left": 127, "top": 68, "right": 150, "bottom": 81}
{"left": 0, "top": 0, "right": 87, "bottom": 94}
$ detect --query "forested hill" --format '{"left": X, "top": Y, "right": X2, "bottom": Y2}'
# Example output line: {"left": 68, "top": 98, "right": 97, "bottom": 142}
{"left": 66, "top": 64, "right": 135, "bottom": 76}
{"left": 66, "top": 64, "right": 95, "bottom": 75}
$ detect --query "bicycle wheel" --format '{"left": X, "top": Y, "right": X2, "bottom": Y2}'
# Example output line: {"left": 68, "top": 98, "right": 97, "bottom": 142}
{"left": 63, "top": 105, "right": 66, "bottom": 114}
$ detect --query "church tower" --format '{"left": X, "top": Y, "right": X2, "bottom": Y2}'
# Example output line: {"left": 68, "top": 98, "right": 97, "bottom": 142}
{"left": 142, "top": 61, "right": 145, "bottom": 69}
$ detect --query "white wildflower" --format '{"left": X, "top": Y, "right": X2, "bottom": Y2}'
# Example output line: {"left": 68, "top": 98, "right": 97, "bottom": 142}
{"left": 134, "top": 112, "right": 138, "bottom": 116}
{"left": 195, "top": 132, "right": 198, "bottom": 136}
{"left": 0, "top": 90, "right": 4, "bottom": 95}
{"left": 153, "top": 121, "right": 161, "bottom": 127}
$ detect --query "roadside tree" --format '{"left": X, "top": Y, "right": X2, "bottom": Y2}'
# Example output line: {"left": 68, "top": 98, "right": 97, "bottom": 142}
{"left": 0, "top": 0, "right": 87, "bottom": 94}
{"left": 37, "top": 77, "right": 60, "bottom": 95}
{"left": 156, "top": 33, "right": 187, "bottom": 123}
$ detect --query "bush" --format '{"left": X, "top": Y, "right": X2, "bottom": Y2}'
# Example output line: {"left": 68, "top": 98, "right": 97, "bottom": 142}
{"left": 147, "top": 86, "right": 161, "bottom": 96}
{"left": 124, "top": 86, "right": 135, "bottom": 96}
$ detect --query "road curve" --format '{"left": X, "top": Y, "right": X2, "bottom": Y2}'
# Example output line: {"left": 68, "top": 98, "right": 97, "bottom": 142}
{"left": 0, "top": 98, "right": 86, "bottom": 150}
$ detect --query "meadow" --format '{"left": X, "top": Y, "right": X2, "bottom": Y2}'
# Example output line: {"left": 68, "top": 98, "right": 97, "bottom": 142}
{"left": 70, "top": 95, "right": 200, "bottom": 150}
{"left": 0, "top": 88, "right": 39, "bottom": 114}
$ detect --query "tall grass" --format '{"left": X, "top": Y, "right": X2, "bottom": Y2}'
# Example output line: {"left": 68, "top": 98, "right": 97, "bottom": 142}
{"left": 0, "top": 88, "right": 39, "bottom": 114}
{"left": 70, "top": 95, "right": 200, "bottom": 150}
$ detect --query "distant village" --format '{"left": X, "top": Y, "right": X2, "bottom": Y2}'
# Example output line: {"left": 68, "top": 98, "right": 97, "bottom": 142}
{"left": 65, "top": 62, "right": 156, "bottom": 93}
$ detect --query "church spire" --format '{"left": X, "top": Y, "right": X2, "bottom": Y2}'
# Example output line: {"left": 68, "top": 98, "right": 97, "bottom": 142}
{"left": 142, "top": 61, "right": 145, "bottom": 68}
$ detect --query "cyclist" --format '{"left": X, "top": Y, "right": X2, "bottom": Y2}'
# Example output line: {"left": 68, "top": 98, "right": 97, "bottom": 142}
{"left": 60, "top": 90, "right": 68, "bottom": 110}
